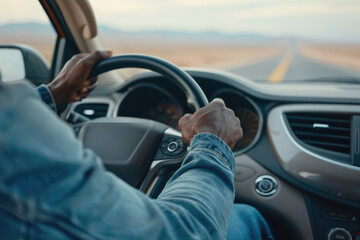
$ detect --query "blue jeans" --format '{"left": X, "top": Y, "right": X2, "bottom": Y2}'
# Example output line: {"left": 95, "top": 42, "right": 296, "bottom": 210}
{"left": 228, "top": 204, "right": 274, "bottom": 240}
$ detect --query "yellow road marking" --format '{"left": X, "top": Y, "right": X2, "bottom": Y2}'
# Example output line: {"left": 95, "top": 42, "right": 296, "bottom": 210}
{"left": 267, "top": 51, "right": 294, "bottom": 83}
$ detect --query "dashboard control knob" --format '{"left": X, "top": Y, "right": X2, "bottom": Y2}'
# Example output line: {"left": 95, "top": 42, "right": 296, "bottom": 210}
{"left": 327, "top": 228, "right": 352, "bottom": 240}
{"left": 255, "top": 175, "right": 278, "bottom": 197}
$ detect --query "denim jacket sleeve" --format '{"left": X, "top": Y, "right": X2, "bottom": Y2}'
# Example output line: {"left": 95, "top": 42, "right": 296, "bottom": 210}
{"left": 0, "top": 81, "right": 235, "bottom": 240}
{"left": 37, "top": 84, "right": 67, "bottom": 114}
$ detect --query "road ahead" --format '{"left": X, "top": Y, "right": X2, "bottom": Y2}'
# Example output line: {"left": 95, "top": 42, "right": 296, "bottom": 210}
{"left": 227, "top": 45, "right": 360, "bottom": 83}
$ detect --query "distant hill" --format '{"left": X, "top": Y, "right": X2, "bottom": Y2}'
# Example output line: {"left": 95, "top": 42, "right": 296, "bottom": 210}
{"left": 1, "top": 22, "right": 359, "bottom": 44}
{"left": 0, "top": 22, "right": 55, "bottom": 34}
{"left": 98, "top": 24, "right": 268, "bottom": 39}
{"left": 97, "top": 25, "right": 279, "bottom": 44}
{"left": 0, "top": 22, "right": 280, "bottom": 44}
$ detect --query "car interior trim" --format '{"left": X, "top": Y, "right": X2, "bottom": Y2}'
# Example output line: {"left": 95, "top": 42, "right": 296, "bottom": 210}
{"left": 234, "top": 154, "right": 314, "bottom": 240}
{"left": 141, "top": 157, "right": 184, "bottom": 195}
{"left": 53, "top": 38, "right": 66, "bottom": 75}
{"left": 267, "top": 104, "right": 360, "bottom": 202}
{"left": 185, "top": 70, "right": 360, "bottom": 104}
{"left": 67, "top": 96, "right": 115, "bottom": 119}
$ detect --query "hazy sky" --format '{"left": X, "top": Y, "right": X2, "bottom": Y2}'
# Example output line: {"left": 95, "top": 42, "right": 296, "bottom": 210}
{"left": 0, "top": 0, "right": 360, "bottom": 41}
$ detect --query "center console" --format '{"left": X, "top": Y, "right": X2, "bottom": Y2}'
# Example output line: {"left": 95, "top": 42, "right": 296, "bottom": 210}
{"left": 306, "top": 194, "right": 360, "bottom": 240}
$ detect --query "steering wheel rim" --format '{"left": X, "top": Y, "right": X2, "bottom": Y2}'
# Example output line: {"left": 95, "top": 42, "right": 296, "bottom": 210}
{"left": 89, "top": 54, "right": 208, "bottom": 109}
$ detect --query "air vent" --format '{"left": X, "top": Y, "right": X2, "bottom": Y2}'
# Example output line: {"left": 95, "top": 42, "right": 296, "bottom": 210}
{"left": 74, "top": 103, "right": 109, "bottom": 120}
{"left": 286, "top": 112, "right": 351, "bottom": 155}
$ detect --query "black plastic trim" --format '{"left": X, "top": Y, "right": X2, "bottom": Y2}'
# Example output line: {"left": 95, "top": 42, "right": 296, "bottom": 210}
{"left": 351, "top": 115, "right": 360, "bottom": 167}
{"left": 283, "top": 113, "right": 351, "bottom": 164}
{"left": 140, "top": 158, "right": 184, "bottom": 197}
{"left": 79, "top": 117, "right": 169, "bottom": 188}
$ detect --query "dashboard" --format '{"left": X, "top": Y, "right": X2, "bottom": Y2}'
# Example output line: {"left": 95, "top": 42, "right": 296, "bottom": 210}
{"left": 115, "top": 80, "right": 262, "bottom": 153}
{"left": 69, "top": 69, "right": 360, "bottom": 240}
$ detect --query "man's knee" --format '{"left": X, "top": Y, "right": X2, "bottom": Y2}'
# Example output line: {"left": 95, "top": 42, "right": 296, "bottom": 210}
{"left": 232, "top": 204, "right": 262, "bottom": 220}
{"left": 230, "top": 204, "right": 270, "bottom": 232}
{"left": 228, "top": 204, "right": 274, "bottom": 240}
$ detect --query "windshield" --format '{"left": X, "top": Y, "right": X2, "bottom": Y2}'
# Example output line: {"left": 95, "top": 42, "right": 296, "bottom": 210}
{"left": 91, "top": 0, "right": 360, "bottom": 83}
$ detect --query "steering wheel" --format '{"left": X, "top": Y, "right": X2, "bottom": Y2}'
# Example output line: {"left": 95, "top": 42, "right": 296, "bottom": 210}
{"left": 78, "top": 54, "right": 208, "bottom": 194}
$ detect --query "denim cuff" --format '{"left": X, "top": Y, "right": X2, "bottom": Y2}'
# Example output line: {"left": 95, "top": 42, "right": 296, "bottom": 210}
{"left": 189, "top": 133, "right": 235, "bottom": 173}
{"left": 37, "top": 85, "right": 67, "bottom": 115}
{"left": 38, "top": 84, "right": 57, "bottom": 112}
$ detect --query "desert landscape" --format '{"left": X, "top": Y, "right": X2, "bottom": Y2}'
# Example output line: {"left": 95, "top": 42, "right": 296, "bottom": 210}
{"left": 298, "top": 43, "right": 360, "bottom": 71}
{"left": 1, "top": 24, "right": 360, "bottom": 82}
{"left": 2, "top": 34, "right": 360, "bottom": 72}
{"left": 101, "top": 36, "right": 287, "bottom": 69}
{"left": 0, "top": 34, "right": 56, "bottom": 66}
{"left": 0, "top": 33, "right": 286, "bottom": 70}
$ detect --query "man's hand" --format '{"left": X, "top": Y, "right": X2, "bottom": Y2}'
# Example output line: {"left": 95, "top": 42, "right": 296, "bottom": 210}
{"left": 47, "top": 50, "right": 112, "bottom": 105}
{"left": 178, "top": 98, "right": 243, "bottom": 149}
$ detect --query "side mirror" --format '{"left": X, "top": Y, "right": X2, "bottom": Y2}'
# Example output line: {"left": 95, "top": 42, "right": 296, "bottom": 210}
{"left": 0, "top": 45, "right": 50, "bottom": 85}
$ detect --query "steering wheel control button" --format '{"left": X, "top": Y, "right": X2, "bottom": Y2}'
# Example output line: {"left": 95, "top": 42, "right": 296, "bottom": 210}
{"left": 167, "top": 141, "right": 178, "bottom": 152}
{"left": 327, "top": 228, "right": 352, "bottom": 240}
{"left": 255, "top": 175, "right": 278, "bottom": 197}
{"left": 157, "top": 135, "right": 187, "bottom": 159}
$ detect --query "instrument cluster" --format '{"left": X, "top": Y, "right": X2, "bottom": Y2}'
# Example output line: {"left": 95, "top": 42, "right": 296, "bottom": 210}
{"left": 117, "top": 84, "right": 262, "bottom": 153}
